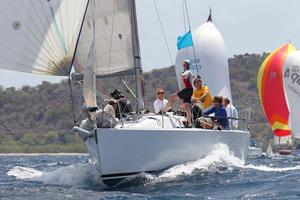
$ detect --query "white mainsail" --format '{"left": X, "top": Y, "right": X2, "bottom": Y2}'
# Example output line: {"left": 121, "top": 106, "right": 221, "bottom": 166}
{"left": 175, "top": 21, "right": 232, "bottom": 100}
{"left": 283, "top": 51, "right": 300, "bottom": 139}
{"left": 0, "top": 0, "right": 88, "bottom": 76}
{"left": 73, "top": 0, "right": 137, "bottom": 77}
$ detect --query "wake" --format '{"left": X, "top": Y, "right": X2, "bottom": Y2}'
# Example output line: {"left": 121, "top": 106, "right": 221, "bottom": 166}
{"left": 7, "top": 143, "right": 300, "bottom": 187}
{"left": 7, "top": 163, "right": 103, "bottom": 187}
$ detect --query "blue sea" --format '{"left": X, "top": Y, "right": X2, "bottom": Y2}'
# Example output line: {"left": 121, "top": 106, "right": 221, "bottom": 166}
{"left": 1, "top": 145, "right": 300, "bottom": 200}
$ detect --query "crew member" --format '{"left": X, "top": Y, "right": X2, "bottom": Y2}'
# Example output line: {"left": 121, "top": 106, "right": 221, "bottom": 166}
{"left": 191, "top": 76, "right": 213, "bottom": 112}
{"left": 203, "top": 96, "right": 228, "bottom": 129}
{"left": 153, "top": 88, "right": 168, "bottom": 114}
{"left": 224, "top": 97, "right": 239, "bottom": 129}
{"left": 164, "top": 60, "right": 194, "bottom": 126}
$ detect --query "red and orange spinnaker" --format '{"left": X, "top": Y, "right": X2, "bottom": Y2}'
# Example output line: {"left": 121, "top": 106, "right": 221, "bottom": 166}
{"left": 257, "top": 43, "right": 295, "bottom": 137}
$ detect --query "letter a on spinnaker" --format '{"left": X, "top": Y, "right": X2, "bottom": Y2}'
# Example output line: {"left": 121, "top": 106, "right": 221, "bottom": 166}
{"left": 257, "top": 43, "right": 296, "bottom": 137}
{"left": 283, "top": 51, "right": 300, "bottom": 139}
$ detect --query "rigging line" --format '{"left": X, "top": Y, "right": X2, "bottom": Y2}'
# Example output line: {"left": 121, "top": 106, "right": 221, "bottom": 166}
{"left": 181, "top": 0, "right": 187, "bottom": 32}
{"left": 183, "top": 0, "right": 200, "bottom": 74}
{"left": 69, "top": 0, "right": 90, "bottom": 75}
{"left": 70, "top": 0, "right": 83, "bottom": 50}
{"left": 108, "top": 0, "right": 117, "bottom": 73}
{"left": 153, "top": 0, "right": 174, "bottom": 64}
{"left": 68, "top": 75, "right": 77, "bottom": 125}
{"left": 0, "top": 111, "right": 85, "bottom": 147}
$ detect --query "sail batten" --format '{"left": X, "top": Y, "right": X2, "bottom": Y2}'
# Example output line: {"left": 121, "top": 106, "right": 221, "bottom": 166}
{"left": 0, "top": 0, "right": 89, "bottom": 76}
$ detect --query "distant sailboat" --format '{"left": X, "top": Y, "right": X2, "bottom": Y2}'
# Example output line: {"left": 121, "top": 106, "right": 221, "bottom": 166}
{"left": 265, "top": 138, "right": 273, "bottom": 157}
{"left": 257, "top": 43, "right": 295, "bottom": 155}
{"left": 283, "top": 51, "right": 300, "bottom": 141}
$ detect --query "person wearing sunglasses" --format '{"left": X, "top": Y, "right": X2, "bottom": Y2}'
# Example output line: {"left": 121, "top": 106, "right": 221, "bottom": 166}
{"left": 153, "top": 88, "right": 168, "bottom": 114}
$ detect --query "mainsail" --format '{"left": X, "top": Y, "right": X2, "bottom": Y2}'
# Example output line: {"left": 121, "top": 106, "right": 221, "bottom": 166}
{"left": 0, "top": 0, "right": 88, "bottom": 76}
{"left": 175, "top": 21, "right": 232, "bottom": 100}
{"left": 73, "top": 0, "right": 138, "bottom": 77}
{"left": 283, "top": 51, "right": 300, "bottom": 139}
{"left": 257, "top": 43, "right": 295, "bottom": 137}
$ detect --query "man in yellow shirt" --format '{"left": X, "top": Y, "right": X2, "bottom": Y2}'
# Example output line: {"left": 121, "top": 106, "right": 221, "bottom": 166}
{"left": 191, "top": 76, "right": 213, "bottom": 112}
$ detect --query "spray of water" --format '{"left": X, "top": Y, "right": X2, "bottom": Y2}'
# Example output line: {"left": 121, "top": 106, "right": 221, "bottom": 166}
{"left": 7, "top": 143, "right": 300, "bottom": 187}
{"left": 8, "top": 163, "right": 103, "bottom": 187}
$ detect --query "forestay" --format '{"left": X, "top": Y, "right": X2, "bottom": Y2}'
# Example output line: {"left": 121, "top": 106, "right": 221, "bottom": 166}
{"left": 0, "top": 0, "right": 88, "bottom": 76}
{"left": 283, "top": 51, "right": 300, "bottom": 139}
{"left": 73, "top": 0, "right": 136, "bottom": 77}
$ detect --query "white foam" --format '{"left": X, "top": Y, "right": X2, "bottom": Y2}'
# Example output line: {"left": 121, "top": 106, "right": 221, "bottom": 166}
{"left": 7, "top": 163, "right": 103, "bottom": 187}
{"left": 243, "top": 164, "right": 300, "bottom": 172}
{"left": 154, "top": 143, "right": 300, "bottom": 182}
{"left": 157, "top": 143, "right": 244, "bottom": 181}
{"left": 7, "top": 166, "right": 43, "bottom": 179}
{"left": 7, "top": 143, "right": 300, "bottom": 187}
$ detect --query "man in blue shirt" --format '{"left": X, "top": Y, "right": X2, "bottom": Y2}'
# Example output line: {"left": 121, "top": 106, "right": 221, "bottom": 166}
{"left": 204, "top": 96, "right": 228, "bottom": 129}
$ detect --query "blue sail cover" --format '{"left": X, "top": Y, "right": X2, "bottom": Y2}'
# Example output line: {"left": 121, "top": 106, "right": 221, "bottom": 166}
{"left": 177, "top": 31, "right": 193, "bottom": 50}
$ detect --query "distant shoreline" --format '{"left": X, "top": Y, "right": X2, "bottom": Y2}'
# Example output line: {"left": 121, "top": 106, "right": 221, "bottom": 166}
{"left": 0, "top": 153, "right": 88, "bottom": 156}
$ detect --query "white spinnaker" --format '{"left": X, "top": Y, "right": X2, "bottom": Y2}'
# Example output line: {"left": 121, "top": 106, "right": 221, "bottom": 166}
{"left": 283, "top": 51, "right": 300, "bottom": 139}
{"left": 175, "top": 22, "right": 232, "bottom": 100}
{"left": 0, "top": 0, "right": 88, "bottom": 76}
{"left": 74, "top": 0, "right": 135, "bottom": 77}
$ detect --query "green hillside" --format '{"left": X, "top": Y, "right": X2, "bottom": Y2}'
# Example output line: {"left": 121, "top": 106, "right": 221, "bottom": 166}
{"left": 0, "top": 53, "right": 272, "bottom": 153}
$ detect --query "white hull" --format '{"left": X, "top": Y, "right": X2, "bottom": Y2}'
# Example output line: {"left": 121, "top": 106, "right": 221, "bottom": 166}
{"left": 247, "top": 147, "right": 263, "bottom": 158}
{"left": 85, "top": 127, "right": 250, "bottom": 185}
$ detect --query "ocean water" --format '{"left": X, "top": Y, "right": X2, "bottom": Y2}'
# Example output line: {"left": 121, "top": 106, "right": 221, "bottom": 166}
{"left": 1, "top": 144, "right": 300, "bottom": 200}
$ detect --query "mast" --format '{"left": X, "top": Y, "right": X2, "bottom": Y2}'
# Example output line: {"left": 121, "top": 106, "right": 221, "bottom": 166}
{"left": 131, "top": 0, "right": 144, "bottom": 111}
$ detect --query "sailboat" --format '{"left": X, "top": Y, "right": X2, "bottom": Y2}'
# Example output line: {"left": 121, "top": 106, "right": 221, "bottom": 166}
{"left": 283, "top": 51, "right": 300, "bottom": 150}
{"left": 257, "top": 43, "right": 295, "bottom": 155}
{"left": 0, "top": 0, "right": 250, "bottom": 186}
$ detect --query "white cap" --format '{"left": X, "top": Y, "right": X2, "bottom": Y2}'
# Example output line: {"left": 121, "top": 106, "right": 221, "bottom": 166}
{"left": 183, "top": 59, "right": 191, "bottom": 65}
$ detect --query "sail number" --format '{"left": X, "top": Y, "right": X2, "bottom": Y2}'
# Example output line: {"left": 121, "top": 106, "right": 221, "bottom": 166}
{"left": 284, "top": 65, "right": 300, "bottom": 85}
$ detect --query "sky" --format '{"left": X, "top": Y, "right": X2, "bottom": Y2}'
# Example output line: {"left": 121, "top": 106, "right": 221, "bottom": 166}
{"left": 1, "top": 0, "right": 300, "bottom": 88}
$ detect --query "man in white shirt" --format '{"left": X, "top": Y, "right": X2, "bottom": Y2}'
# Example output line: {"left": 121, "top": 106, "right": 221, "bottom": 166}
{"left": 153, "top": 88, "right": 168, "bottom": 114}
{"left": 224, "top": 97, "right": 239, "bottom": 129}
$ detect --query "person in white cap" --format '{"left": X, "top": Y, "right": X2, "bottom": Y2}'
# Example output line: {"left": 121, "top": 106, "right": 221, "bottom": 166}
{"left": 164, "top": 60, "right": 194, "bottom": 126}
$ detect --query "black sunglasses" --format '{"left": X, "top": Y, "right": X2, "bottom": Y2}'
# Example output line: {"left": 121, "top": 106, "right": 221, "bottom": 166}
{"left": 157, "top": 92, "right": 165, "bottom": 94}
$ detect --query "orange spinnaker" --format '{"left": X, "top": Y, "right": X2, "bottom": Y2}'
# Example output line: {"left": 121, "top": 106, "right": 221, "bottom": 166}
{"left": 257, "top": 43, "right": 295, "bottom": 137}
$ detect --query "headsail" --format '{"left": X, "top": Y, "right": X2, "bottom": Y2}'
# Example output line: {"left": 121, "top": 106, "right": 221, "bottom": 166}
{"left": 257, "top": 43, "right": 295, "bottom": 137}
{"left": 83, "top": 42, "right": 97, "bottom": 109}
{"left": 283, "top": 51, "right": 300, "bottom": 139}
{"left": 175, "top": 21, "right": 232, "bottom": 100}
{"left": 73, "top": 0, "right": 137, "bottom": 78}
{"left": 0, "top": 0, "right": 89, "bottom": 76}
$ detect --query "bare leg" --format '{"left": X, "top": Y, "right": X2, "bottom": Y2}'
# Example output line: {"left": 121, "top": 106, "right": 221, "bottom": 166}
{"left": 164, "top": 93, "right": 179, "bottom": 112}
{"left": 183, "top": 103, "right": 192, "bottom": 126}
